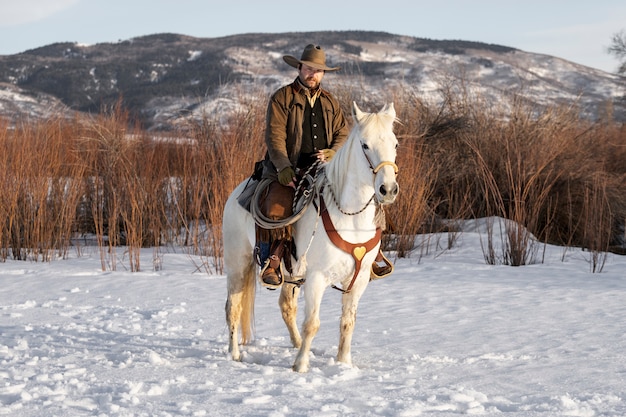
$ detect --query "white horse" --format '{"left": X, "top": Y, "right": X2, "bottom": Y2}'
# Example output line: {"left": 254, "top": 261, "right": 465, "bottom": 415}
{"left": 223, "top": 102, "right": 398, "bottom": 372}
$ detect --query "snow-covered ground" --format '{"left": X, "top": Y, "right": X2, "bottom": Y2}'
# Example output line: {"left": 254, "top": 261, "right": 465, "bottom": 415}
{"left": 1, "top": 222, "right": 626, "bottom": 416}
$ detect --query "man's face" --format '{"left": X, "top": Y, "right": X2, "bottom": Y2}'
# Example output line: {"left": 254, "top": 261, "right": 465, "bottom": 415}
{"left": 298, "top": 64, "right": 325, "bottom": 89}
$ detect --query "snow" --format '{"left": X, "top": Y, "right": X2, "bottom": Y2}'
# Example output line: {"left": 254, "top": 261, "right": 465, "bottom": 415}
{"left": 187, "top": 51, "right": 202, "bottom": 62}
{"left": 1, "top": 221, "right": 626, "bottom": 416}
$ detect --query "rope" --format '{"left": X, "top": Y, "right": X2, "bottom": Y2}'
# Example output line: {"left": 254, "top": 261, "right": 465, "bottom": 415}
{"left": 326, "top": 179, "right": 376, "bottom": 216}
{"left": 249, "top": 164, "right": 320, "bottom": 230}
{"left": 292, "top": 161, "right": 322, "bottom": 212}
{"left": 283, "top": 192, "right": 322, "bottom": 289}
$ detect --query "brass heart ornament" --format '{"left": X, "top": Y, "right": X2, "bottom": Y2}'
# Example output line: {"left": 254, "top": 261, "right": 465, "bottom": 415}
{"left": 353, "top": 246, "right": 367, "bottom": 261}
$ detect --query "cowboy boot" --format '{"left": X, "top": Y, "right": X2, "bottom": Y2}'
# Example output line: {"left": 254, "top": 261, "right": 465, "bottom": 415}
{"left": 260, "top": 239, "right": 287, "bottom": 288}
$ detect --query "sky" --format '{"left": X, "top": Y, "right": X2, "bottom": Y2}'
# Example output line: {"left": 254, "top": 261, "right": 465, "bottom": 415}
{"left": 0, "top": 0, "right": 625, "bottom": 73}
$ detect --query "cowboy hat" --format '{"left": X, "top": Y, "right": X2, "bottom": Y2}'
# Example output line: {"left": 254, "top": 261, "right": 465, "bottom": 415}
{"left": 283, "top": 44, "right": 340, "bottom": 72}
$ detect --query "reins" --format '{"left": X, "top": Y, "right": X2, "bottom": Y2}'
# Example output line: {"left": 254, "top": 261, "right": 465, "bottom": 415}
{"left": 326, "top": 183, "right": 375, "bottom": 216}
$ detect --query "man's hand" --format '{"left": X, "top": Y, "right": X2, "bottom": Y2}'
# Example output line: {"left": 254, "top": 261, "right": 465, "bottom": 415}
{"left": 318, "top": 148, "right": 336, "bottom": 162}
{"left": 277, "top": 166, "right": 296, "bottom": 187}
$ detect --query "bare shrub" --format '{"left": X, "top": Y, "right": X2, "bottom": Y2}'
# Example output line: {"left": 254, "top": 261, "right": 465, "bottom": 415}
{"left": 546, "top": 113, "right": 626, "bottom": 258}
{"left": 580, "top": 173, "right": 616, "bottom": 272}
{"left": 462, "top": 98, "right": 572, "bottom": 265}
{"left": 382, "top": 88, "right": 439, "bottom": 258}
{"left": 182, "top": 88, "right": 267, "bottom": 273}
{"left": 79, "top": 105, "right": 132, "bottom": 270}
{"left": 0, "top": 116, "right": 86, "bottom": 262}
{"left": 406, "top": 78, "right": 626, "bottom": 266}
{"left": 1, "top": 79, "right": 624, "bottom": 275}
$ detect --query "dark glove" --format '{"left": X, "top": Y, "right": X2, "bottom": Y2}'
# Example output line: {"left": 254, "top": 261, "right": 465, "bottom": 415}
{"left": 319, "top": 149, "right": 336, "bottom": 162}
{"left": 277, "top": 166, "right": 296, "bottom": 186}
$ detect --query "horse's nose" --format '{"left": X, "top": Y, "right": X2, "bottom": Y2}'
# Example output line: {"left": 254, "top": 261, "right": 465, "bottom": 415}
{"left": 380, "top": 182, "right": 399, "bottom": 197}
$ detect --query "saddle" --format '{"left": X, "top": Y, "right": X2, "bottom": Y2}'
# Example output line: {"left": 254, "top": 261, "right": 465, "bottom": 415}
{"left": 237, "top": 162, "right": 318, "bottom": 231}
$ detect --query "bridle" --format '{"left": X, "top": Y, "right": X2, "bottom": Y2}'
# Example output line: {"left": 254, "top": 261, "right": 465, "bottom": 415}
{"left": 363, "top": 144, "right": 399, "bottom": 177}
{"left": 372, "top": 160, "right": 399, "bottom": 175}
{"left": 326, "top": 141, "right": 398, "bottom": 215}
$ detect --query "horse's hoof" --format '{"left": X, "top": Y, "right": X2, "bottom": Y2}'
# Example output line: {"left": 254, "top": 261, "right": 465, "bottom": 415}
{"left": 292, "top": 362, "right": 309, "bottom": 373}
{"left": 228, "top": 350, "right": 241, "bottom": 362}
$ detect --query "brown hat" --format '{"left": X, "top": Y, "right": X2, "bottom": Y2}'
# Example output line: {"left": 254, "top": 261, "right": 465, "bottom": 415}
{"left": 283, "top": 44, "right": 340, "bottom": 72}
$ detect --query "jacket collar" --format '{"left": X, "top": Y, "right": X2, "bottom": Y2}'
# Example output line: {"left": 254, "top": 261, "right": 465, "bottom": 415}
{"left": 292, "top": 77, "right": 328, "bottom": 98}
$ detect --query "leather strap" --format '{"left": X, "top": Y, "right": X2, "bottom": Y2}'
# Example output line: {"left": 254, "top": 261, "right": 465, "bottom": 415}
{"left": 320, "top": 196, "right": 381, "bottom": 293}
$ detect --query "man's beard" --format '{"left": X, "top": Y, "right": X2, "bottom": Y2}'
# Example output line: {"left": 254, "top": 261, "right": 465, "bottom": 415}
{"left": 300, "top": 76, "right": 320, "bottom": 90}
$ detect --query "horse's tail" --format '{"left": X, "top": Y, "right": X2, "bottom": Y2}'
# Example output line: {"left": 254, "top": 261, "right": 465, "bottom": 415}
{"left": 239, "top": 260, "right": 257, "bottom": 345}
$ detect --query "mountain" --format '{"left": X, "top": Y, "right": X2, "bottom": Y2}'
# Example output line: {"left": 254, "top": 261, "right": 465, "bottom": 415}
{"left": 0, "top": 31, "right": 624, "bottom": 130}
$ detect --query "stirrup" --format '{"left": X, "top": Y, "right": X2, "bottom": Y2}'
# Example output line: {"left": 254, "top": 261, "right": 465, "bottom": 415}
{"left": 370, "top": 252, "right": 394, "bottom": 280}
{"left": 259, "top": 257, "right": 284, "bottom": 290}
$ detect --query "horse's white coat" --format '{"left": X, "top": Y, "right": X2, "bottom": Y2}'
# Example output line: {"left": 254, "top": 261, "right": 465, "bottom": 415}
{"left": 223, "top": 102, "right": 398, "bottom": 372}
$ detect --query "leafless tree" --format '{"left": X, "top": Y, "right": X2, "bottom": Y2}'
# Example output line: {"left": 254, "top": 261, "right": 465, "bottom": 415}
{"left": 608, "top": 30, "right": 626, "bottom": 75}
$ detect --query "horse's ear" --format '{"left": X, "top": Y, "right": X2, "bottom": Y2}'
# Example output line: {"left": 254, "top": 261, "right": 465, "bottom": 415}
{"left": 381, "top": 103, "right": 396, "bottom": 119}
{"left": 352, "top": 101, "right": 365, "bottom": 123}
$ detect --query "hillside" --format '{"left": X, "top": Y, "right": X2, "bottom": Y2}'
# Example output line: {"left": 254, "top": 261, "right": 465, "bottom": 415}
{"left": 0, "top": 31, "right": 624, "bottom": 130}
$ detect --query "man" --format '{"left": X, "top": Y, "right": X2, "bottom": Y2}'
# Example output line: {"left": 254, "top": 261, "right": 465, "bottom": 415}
{"left": 257, "top": 44, "right": 392, "bottom": 288}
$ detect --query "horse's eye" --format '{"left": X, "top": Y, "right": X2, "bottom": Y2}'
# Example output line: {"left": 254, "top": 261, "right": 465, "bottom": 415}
{"left": 362, "top": 143, "right": 369, "bottom": 150}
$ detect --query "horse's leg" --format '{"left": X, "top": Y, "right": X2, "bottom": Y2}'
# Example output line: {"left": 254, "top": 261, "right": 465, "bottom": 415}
{"left": 292, "top": 276, "right": 324, "bottom": 372}
{"left": 225, "top": 259, "right": 256, "bottom": 361}
{"left": 223, "top": 188, "right": 256, "bottom": 361}
{"left": 336, "top": 289, "right": 363, "bottom": 365}
{"left": 279, "top": 283, "right": 302, "bottom": 348}
{"left": 225, "top": 271, "right": 245, "bottom": 361}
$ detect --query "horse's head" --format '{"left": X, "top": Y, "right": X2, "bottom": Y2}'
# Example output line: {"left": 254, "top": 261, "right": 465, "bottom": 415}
{"left": 352, "top": 102, "right": 399, "bottom": 205}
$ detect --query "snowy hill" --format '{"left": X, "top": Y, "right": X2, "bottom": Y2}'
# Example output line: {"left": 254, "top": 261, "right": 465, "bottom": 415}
{"left": 0, "top": 31, "right": 624, "bottom": 130}
{"left": 0, "top": 82, "right": 72, "bottom": 122}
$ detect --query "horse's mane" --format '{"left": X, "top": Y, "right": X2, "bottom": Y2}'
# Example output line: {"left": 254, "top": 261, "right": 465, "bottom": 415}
{"left": 323, "top": 124, "right": 359, "bottom": 194}
{"left": 324, "top": 107, "right": 396, "bottom": 195}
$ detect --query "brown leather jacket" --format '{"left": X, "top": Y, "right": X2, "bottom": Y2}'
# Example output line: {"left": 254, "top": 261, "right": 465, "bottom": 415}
{"left": 264, "top": 78, "right": 349, "bottom": 176}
